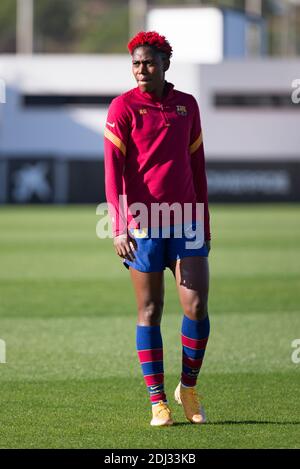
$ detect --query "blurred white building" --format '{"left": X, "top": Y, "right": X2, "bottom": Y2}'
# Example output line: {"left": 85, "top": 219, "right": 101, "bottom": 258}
{"left": 0, "top": 52, "right": 299, "bottom": 203}
{"left": 147, "top": 5, "right": 267, "bottom": 61}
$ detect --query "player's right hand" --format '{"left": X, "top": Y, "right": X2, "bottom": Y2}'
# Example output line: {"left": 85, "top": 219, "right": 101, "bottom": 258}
{"left": 113, "top": 233, "right": 137, "bottom": 262}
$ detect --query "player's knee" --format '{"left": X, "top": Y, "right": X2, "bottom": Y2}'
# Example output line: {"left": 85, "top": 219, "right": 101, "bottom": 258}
{"left": 138, "top": 300, "right": 164, "bottom": 326}
{"left": 184, "top": 298, "right": 208, "bottom": 321}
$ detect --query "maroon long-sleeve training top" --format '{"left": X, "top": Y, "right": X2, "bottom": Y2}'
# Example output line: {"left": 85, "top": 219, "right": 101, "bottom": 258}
{"left": 104, "top": 81, "right": 210, "bottom": 240}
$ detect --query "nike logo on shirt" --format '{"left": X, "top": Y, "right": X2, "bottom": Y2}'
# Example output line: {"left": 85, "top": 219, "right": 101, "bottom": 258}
{"left": 106, "top": 121, "right": 115, "bottom": 128}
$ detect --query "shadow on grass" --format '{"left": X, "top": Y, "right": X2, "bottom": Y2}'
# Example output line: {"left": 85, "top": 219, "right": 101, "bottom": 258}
{"left": 208, "top": 420, "right": 300, "bottom": 425}
{"left": 172, "top": 420, "right": 300, "bottom": 427}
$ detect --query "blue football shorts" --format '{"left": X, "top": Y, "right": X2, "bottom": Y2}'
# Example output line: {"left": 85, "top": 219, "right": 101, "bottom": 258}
{"left": 123, "top": 223, "right": 209, "bottom": 272}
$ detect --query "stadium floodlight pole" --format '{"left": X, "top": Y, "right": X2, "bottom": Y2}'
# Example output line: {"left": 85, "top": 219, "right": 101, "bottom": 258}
{"left": 129, "top": 0, "right": 148, "bottom": 38}
{"left": 287, "top": 0, "right": 299, "bottom": 55}
{"left": 277, "top": 0, "right": 296, "bottom": 56}
{"left": 244, "top": 0, "right": 262, "bottom": 56}
{"left": 245, "top": 0, "right": 262, "bottom": 16}
{"left": 16, "top": 0, "right": 34, "bottom": 54}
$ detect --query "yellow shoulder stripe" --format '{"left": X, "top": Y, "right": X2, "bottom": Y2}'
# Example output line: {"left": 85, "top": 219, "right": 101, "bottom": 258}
{"left": 104, "top": 127, "right": 126, "bottom": 156}
{"left": 189, "top": 132, "right": 203, "bottom": 155}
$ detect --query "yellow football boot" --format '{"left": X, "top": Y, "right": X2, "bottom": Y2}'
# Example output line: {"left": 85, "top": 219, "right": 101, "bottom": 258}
{"left": 150, "top": 401, "right": 174, "bottom": 427}
{"left": 174, "top": 382, "right": 206, "bottom": 424}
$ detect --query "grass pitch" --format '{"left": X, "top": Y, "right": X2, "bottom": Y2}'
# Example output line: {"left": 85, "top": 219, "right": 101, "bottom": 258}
{"left": 0, "top": 204, "right": 299, "bottom": 448}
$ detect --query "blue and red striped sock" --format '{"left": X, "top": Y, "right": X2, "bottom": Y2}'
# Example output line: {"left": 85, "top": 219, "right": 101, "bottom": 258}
{"left": 136, "top": 324, "right": 167, "bottom": 405}
{"left": 181, "top": 315, "right": 210, "bottom": 387}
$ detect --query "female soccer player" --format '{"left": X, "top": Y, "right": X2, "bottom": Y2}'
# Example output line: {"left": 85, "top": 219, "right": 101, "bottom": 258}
{"left": 104, "top": 31, "right": 211, "bottom": 426}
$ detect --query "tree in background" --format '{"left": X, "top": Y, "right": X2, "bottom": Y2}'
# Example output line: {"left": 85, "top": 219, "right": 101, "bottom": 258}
{"left": 34, "top": 0, "right": 76, "bottom": 52}
{"left": 34, "top": 0, "right": 128, "bottom": 53}
{"left": 73, "top": 0, "right": 129, "bottom": 53}
{"left": 0, "top": 0, "right": 16, "bottom": 53}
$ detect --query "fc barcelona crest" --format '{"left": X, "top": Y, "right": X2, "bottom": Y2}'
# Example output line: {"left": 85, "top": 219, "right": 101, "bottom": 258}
{"left": 176, "top": 105, "right": 187, "bottom": 116}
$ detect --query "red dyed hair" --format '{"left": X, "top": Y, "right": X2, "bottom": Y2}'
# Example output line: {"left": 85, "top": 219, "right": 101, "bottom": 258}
{"left": 127, "top": 31, "right": 173, "bottom": 58}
